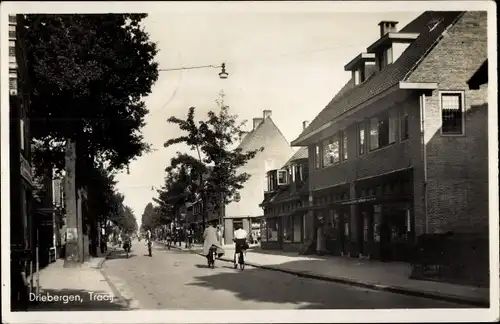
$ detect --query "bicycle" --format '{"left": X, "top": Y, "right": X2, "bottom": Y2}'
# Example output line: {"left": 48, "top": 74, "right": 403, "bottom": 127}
{"left": 207, "top": 245, "right": 217, "bottom": 269}
{"left": 147, "top": 241, "right": 152, "bottom": 257}
{"left": 123, "top": 241, "right": 131, "bottom": 259}
{"left": 234, "top": 250, "right": 245, "bottom": 270}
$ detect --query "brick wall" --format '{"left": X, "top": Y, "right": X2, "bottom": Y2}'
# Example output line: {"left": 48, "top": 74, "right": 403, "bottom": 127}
{"left": 407, "top": 11, "right": 488, "bottom": 233}
{"left": 309, "top": 91, "right": 422, "bottom": 191}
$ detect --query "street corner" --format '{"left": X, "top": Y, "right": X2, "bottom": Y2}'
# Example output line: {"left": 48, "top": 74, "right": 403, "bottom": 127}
{"left": 27, "top": 288, "right": 127, "bottom": 311}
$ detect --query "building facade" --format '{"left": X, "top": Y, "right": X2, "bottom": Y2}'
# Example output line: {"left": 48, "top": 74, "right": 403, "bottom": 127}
{"left": 9, "top": 14, "right": 36, "bottom": 310}
{"left": 223, "top": 110, "right": 295, "bottom": 243}
{"left": 260, "top": 122, "right": 310, "bottom": 252}
{"left": 291, "top": 11, "right": 488, "bottom": 262}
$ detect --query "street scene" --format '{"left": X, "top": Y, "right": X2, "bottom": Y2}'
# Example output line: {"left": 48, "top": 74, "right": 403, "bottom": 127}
{"left": 3, "top": 2, "right": 495, "bottom": 322}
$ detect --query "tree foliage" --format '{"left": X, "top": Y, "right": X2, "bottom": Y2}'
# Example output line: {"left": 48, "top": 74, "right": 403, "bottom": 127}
{"left": 162, "top": 91, "right": 263, "bottom": 226}
{"left": 140, "top": 202, "right": 166, "bottom": 231}
{"left": 24, "top": 14, "right": 159, "bottom": 177}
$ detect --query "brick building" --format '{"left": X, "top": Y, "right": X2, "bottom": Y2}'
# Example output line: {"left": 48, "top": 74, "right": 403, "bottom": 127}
{"left": 260, "top": 122, "right": 310, "bottom": 252}
{"left": 291, "top": 11, "right": 488, "bottom": 262}
{"left": 223, "top": 110, "right": 295, "bottom": 244}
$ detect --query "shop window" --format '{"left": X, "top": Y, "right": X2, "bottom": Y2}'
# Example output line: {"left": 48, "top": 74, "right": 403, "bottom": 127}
{"left": 260, "top": 219, "right": 267, "bottom": 242}
{"left": 293, "top": 214, "right": 302, "bottom": 243}
{"left": 373, "top": 205, "right": 382, "bottom": 242}
{"left": 283, "top": 216, "right": 293, "bottom": 242}
{"left": 267, "top": 218, "right": 279, "bottom": 241}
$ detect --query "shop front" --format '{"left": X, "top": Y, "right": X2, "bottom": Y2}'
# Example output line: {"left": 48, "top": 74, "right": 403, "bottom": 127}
{"left": 260, "top": 211, "right": 306, "bottom": 252}
{"left": 346, "top": 168, "right": 415, "bottom": 261}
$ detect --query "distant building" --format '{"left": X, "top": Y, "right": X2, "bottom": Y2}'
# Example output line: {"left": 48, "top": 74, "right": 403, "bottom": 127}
{"left": 291, "top": 11, "right": 488, "bottom": 262}
{"left": 223, "top": 110, "right": 295, "bottom": 243}
{"left": 260, "top": 121, "right": 310, "bottom": 252}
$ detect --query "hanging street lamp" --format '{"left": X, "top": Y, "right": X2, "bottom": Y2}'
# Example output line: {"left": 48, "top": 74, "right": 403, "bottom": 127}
{"left": 159, "top": 62, "right": 229, "bottom": 80}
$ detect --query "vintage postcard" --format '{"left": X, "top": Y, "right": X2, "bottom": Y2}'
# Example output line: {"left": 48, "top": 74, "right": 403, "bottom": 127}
{"left": 1, "top": 1, "right": 498, "bottom": 323}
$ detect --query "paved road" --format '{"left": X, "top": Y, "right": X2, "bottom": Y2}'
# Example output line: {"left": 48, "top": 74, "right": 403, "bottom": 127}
{"left": 102, "top": 240, "right": 464, "bottom": 310}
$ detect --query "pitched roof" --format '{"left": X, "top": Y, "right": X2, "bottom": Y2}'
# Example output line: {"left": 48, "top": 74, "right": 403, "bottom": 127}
{"left": 237, "top": 116, "right": 291, "bottom": 151}
{"left": 283, "top": 147, "right": 308, "bottom": 167}
{"left": 293, "top": 11, "right": 465, "bottom": 145}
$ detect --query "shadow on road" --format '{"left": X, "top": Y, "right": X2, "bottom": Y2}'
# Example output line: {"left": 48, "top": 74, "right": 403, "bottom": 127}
{"left": 106, "top": 250, "right": 134, "bottom": 260}
{"left": 26, "top": 288, "right": 129, "bottom": 311}
{"left": 187, "top": 258, "right": 468, "bottom": 309}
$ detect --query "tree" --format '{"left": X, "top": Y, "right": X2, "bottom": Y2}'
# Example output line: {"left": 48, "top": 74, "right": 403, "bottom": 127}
{"left": 163, "top": 91, "right": 263, "bottom": 228}
{"left": 24, "top": 14, "right": 158, "bottom": 264}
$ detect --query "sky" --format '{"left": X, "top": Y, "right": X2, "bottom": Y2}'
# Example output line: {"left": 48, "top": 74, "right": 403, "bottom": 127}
{"left": 114, "top": 10, "right": 421, "bottom": 226}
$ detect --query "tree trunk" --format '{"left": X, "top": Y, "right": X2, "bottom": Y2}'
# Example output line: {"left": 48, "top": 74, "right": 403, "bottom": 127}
{"left": 63, "top": 140, "right": 80, "bottom": 267}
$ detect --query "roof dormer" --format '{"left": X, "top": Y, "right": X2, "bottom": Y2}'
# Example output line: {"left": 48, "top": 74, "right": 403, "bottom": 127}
{"left": 344, "top": 53, "right": 376, "bottom": 86}
{"left": 367, "top": 20, "right": 419, "bottom": 71}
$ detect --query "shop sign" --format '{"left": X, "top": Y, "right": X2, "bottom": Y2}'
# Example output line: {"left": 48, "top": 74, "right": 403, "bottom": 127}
{"left": 339, "top": 196, "right": 377, "bottom": 205}
{"left": 20, "top": 154, "right": 33, "bottom": 186}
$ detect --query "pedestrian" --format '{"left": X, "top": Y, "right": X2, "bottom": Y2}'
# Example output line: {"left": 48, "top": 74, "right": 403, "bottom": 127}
{"left": 324, "top": 221, "right": 335, "bottom": 254}
{"left": 216, "top": 225, "right": 222, "bottom": 244}
{"left": 316, "top": 220, "right": 326, "bottom": 255}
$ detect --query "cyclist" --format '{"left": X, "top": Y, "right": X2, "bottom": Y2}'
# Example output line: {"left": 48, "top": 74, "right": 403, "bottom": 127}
{"left": 233, "top": 223, "right": 249, "bottom": 267}
{"left": 145, "top": 229, "right": 153, "bottom": 256}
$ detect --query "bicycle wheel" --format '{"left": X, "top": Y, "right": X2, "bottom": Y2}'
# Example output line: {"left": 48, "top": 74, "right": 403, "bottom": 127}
{"left": 239, "top": 252, "right": 245, "bottom": 270}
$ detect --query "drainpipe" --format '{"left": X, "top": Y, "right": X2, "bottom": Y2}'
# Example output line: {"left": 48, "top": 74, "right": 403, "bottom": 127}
{"left": 420, "top": 93, "right": 429, "bottom": 234}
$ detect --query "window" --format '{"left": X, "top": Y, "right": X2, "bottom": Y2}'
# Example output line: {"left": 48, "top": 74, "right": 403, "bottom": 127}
{"left": 385, "top": 46, "right": 393, "bottom": 65}
{"left": 369, "top": 111, "right": 397, "bottom": 151}
{"left": 369, "top": 117, "right": 379, "bottom": 150}
{"left": 267, "top": 218, "right": 279, "bottom": 241}
{"left": 9, "top": 78, "right": 17, "bottom": 94}
{"left": 389, "top": 110, "right": 398, "bottom": 143}
{"left": 322, "top": 135, "right": 340, "bottom": 167}
{"left": 354, "top": 69, "right": 360, "bottom": 85}
{"left": 20, "top": 119, "right": 25, "bottom": 150}
{"left": 441, "top": 93, "right": 464, "bottom": 135}
{"left": 260, "top": 219, "right": 267, "bottom": 242}
{"left": 277, "top": 170, "right": 288, "bottom": 185}
{"left": 342, "top": 132, "right": 348, "bottom": 160}
{"left": 9, "top": 46, "right": 15, "bottom": 56}
{"left": 9, "top": 15, "right": 17, "bottom": 23}
{"left": 401, "top": 113, "right": 409, "bottom": 141}
{"left": 358, "top": 123, "right": 365, "bottom": 155}
{"left": 314, "top": 145, "right": 321, "bottom": 169}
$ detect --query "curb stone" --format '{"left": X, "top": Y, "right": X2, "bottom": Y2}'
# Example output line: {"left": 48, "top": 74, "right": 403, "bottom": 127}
{"left": 99, "top": 246, "right": 141, "bottom": 310}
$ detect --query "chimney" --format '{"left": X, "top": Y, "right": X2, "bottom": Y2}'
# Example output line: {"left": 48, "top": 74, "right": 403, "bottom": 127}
{"left": 263, "top": 110, "right": 272, "bottom": 119}
{"left": 253, "top": 118, "right": 263, "bottom": 130}
{"left": 378, "top": 21, "right": 398, "bottom": 37}
{"left": 302, "top": 120, "right": 309, "bottom": 130}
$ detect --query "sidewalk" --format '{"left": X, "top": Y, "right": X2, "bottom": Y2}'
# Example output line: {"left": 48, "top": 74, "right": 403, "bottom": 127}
{"left": 157, "top": 241, "right": 489, "bottom": 307}
{"left": 27, "top": 244, "right": 130, "bottom": 311}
